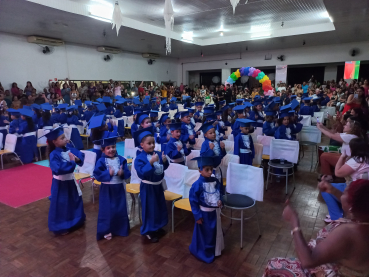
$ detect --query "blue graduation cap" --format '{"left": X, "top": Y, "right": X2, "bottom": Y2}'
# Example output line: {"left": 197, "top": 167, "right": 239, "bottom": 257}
{"left": 151, "top": 99, "right": 157, "bottom": 103}
{"left": 115, "top": 95, "right": 122, "bottom": 100}
{"left": 150, "top": 110, "right": 159, "bottom": 117}
{"left": 170, "top": 97, "right": 177, "bottom": 102}
{"left": 133, "top": 108, "right": 142, "bottom": 115}
{"left": 273, "top": 97, "right": 281, "bottom": 103}
{"left": 125, "top": 99, "right": 132, "bottom": 103}
{"left": 244, "top": 99, "right": 251, "bottom": 102}
{"left": 102, "top": 96, "right": 112, "bottom": 104}
{"left": 203, "top": 107, "right": 214, "bottom": 114}
{"left": 96, "top": 98, "right": 103, "bottom": 103}
{"left": 19, "top": 108, "right": 35, "bottom": 118}
{"left": 191, "top": 156, "right": 216, "bottom": 169}
{"left": 39, "top": 125, "right": 66, "bottom": 140}
{"left": 93, "top": 136, "right": 118, "bottom": 148}
{"left": 66, "top": 105, "right": 77, "bottom": 111}
{"left": 115, "top": 100, "right": 125, "bottom": 105}
{"left": 279, "top": 112, "right": 290, "bottom": 118}
{"left": 236, "top": 99, "right": 244, "bottom": 103}
{"left": 236, "top": 118, "right": 255, "bottom": 127}
{"left": 291, "top": 95, "right": 297, "bottom": 99}
{"left": 135, "top": 112, "right": 150, "bottom": 125}
{"left": 41, "top": 104, "right": 53, "bottom": 111}
{"left": 161, "top": 99, "right": 167, "bottom": 105}
{"left": 143, "top": 98, "right": 150, "bottom": 105}
{"left": 31, "top": 103, "right": 41, "bottom": 110}
{"left": 233, "top": 105, "right": 246, "bottom": 114}
{"left": 74, "top": 100, "right": 82, "bottom": 106}
{"left": 207, "top": 104, "right": 215, "bottom": 108}
{"left": 23, "top": 106, "right": 32, "bottom": 110}
{"left": 133, "top": 127, "right": 154, "bottom": 147}
{"left": 288, "top": 110, "right": 296, "bottom": 115}
{"left": 58, "top": 103, "right": 68, "bottom": 110}
{"left": 85, "top": 101, "right": 93, "bottom": 107}
{"left": 7, "top": 108, "right": 20, "bottom": 116}
{"left": 168, "top": 122, "right": 182, "bottom": 131}
{"left": 174, "top": 112, "right": 180, "bottom": 120}
{"left": 133, "top": 98, "right": 142, "bottom": 105}
{"left": 221, "top": 105, "right": 229, "bottom": 112}
{"left": 253, "top": 99, "right": 263, "bottom": 106}
{"left": 88, "top": 114, "right": 106, "bottom": 129}
{"left": 303, "top": 97, "right": 312, "bottom": 101}
{"left": 229, "top": 103, "right": 235, "bottom": 108}
{"left": 92, "top": 102, "right": 100, "bottom": 105}
{"left": 179, "top": 110, "right": 190, "bottom": 118}
{"left": 280, "top": 104, "right": 292, "bottom": 113}
{"left": 215, "top": 110, "right": 222, "bottom": 116}
{"left": 159, "top": 113, "right": 170, "bottom": 124}
{"left": 244, "top": 102, "right": 253, "bottom": 108}
{"left": 290, "top": 99, "right": 299, "bottom": 110}
{"left": 199, "top": 121, "right": 215, "bottom": 134}
{"left": 265, "top": 101, "right": 276, "bottom": 110}
{"left": 195, "top": 102, "right": 204, "bottom": 107}
{"left": 254, "top": 95, "right": 261, "bottom": 100}
{"left": 219, "top": 100, "right": 226, "bottom": 105}
{"left": 264, "top": 109, "right": 276, "bottom": 116}
{"left": 96, "top": 103, "right": 106, "bottom": 112}
{"left": 187, "top": 108, "right": 195, "bottom": 113}
{"left": 206, "top": 113, "right": 217, "bottom": 121}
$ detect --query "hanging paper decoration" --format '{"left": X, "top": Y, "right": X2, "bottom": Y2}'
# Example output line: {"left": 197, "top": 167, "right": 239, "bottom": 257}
{"left": 164, "top": 0, "right": 174, "bottom": 55}
{"left": 230, "top": 0, "right": 240, "bottom": 14}
{"left": 112, "top": 1, "right": 123, "bottom": 36}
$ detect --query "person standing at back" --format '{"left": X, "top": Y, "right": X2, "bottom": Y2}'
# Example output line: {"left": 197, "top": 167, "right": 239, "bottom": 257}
{"left": 224, "top": 84, "right": 232, "bottom": 104}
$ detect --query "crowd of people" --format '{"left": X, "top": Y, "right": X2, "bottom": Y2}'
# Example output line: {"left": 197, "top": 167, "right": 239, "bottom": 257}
{"left": 1, "top": 75, "right": 369, "bottom": 276}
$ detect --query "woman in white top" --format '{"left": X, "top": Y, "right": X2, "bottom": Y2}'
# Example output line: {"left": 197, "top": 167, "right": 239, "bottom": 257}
{"left": 114, "top": 82, "right": 121, "bottom": 97}
{"left": 319, "top": 137, "right": 369, "bottom": 222}
{"left": 317, "top": 117, "right": 363, "bottom": 182}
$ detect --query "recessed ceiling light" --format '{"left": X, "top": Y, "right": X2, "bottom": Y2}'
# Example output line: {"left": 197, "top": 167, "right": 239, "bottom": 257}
{"left": 220, "top": 32, "right": 224, "bottom": 36}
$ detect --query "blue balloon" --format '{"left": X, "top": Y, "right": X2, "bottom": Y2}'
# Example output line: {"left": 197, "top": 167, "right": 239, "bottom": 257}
{"left": 228, "top": 79, "right": 235, "bottom": 84}
{"left": 240, "top": 67, "right": 245, "bottom": 76}
{"left": 243, "top": 67, "right": 250, "bottom": 76}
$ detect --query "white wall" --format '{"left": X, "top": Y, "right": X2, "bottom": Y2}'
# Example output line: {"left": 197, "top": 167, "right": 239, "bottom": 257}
{"left": 324, "top": 65, "right": 338, "bottom": 82}
{"left": 177, "top": 41, "right": 369, "bottom": 84}
{"left": 0, "top": 32, "right": 179, "bottom": 91}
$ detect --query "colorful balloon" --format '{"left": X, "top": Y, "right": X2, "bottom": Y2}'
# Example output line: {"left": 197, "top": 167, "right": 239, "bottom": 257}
{"left": 248, "top": 67, "right": 255, "bottom": 76}
{"left": 243, "top": 67, "right": 250, "bottom": 76}
{"left": 259, "top": 75, "right": 269, "bottom": 83}
{"left": 235, "top": 69, "right": 241, "bottom": 78}
{"left": 240, "top": 67, "right": 245, "bottom": 76}
{"left": 252, "top": 69, "right": 261, "bottom": 78}
{"left": 230, "top": 73, "right": 238, "bottom": 81}
{"left": 256, "top": 72, "right": 265, "bottom": 80}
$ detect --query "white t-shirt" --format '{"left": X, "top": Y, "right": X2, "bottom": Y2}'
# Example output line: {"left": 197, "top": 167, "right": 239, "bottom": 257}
{"left": 114, "top": 86, "right": 121, "bottom": 96}
{"left": 340, "top": 133, "right": 358, "bottom": 156}
{"left": 345, "top": 158, "right": 369, "bottom": 184}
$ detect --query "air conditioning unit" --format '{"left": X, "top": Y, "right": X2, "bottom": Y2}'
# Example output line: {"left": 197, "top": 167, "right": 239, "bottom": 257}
{"left": 97, "top": 46, "right": 122, "bottom": 54}
{"left": 142, "top": 53, "right": 160, "bottom": 59}
{"left": 27, "top": 36, "right": 64, "bottom": 46}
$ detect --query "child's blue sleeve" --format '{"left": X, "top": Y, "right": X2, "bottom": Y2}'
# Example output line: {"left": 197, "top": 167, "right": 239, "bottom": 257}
{"left": 120, "top": 156, "right": 131, "bottom": 180}
{"left": 234, "top": 134, "right": 240, "bottom": 155}
{"left": 134, "top": 156, "right": 155, "bottom": 179}
{"left": 50, "top": 152, "right": 77, "bottom": 175}
{"left": 93, "top": 158, "right": 111, "bottom": 183}
{"left": 189, "top": 180, "right": 202, "bottom": 221}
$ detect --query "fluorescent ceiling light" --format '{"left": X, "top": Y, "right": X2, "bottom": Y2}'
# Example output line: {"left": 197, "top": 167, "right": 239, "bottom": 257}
{"left": 250, "top": 33, "right": 271, "bottom": 39}
{"left": 89, "top": 14, "right": 111, "bottom": 23}
{"left": 89, "top": 5, "right": 113, "bottom": 20}
{"left": 329, "top": 16, "right": 333, "bottom": 22}
{"left": 220, "top": 24, "right": 224, "bottom": 31}
{"left": 181, "top": 39, "right": 193, "bottom": 43}
{"left": 250, "top": 24, "right": 271, "bottom": 32}
{"left": 220, "top": 32, "right": 224, "bottom": 36}
{"left": 91, "top": 0, "right": 113, "bottom": 8}
{"left": 182, "top": 31, "right": 193, "bottom": 41}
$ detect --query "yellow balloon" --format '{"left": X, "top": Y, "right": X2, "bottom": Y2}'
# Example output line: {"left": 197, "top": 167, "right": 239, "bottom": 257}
{"left": 235, "top": 69, "right": 241, "bottom": 78}
{"left": 259, "top": 75, "right": 269, "bottom": 84}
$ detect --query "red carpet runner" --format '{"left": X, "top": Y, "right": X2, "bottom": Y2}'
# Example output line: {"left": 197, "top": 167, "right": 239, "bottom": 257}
{"left": 0, "top": 164, "right": 52, "bottom": 208}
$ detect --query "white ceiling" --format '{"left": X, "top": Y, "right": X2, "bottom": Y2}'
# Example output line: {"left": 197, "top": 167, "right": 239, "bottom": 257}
{"left": 0, "top": 0, "right": 368, "bottom": 58}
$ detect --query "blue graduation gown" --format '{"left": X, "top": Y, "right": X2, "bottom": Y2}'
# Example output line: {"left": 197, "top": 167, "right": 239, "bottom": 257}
{"left": 0, "top": 115, "right": 9, "bottom": 147}
{"left": 67, "top": 115, "right": 84, "bottom": 150}
{"left": 263, "top": 121, "right": 278, "bottom": 136}
{"left": 300, "top": 105, "right": 314, "bottom": 116}
{"left": 17, "top": 120, "right": 37, "bottom": 163}
{"left": 274, "top": 125, "right": 294, "bottom": 140}
{"left": 117, "top": 118, "right": 125, "bottom": 137}
{"left": 105, "top": 106, "right": 115, "bottom": 116}
{"left": 200, "top": 138, "right": 226, "bottom": 168}
{"left": 93, "top": 154, "right": 131, "bottom": 240}
{"left": 290, "top": 123, "right": 303, "bottom": 140}
{"left": 142, "top": 105, "right": 150, "bottom": 112}
{"left": 134, "top": 150, "right": 169, "bottom": 235}
{"left": 180, "top": 122, "right": 196, "bottom": 145}
{"left": 194, "top": 111, "right": 203, "bottom": 123}
{"left": 91, "top": 125, "right": 118, "bottom": 163}
{"left": 51, "top": 113, "right": 60, "bottom": 124}
{"left": 161, "top": 104, "right": 169, "bottom": 112}
{"left": 169, "top": 104, "right": 178, "bottom": 110}
{"left": 59, "top": 113, "right": 67, "bottom": 124}
{"left": 165, "top": 137, "right": 191, "bottom": 165}
{"left": 9, "top": 118, "right": 19, "bottom": 134}
{"left": 48, "top": 147, "right": 86, "bottom": 234}
{"left": 81, "top": 110, "right": 93, "bottom": 122}
{"left": 234, "top": 133, "right": 255, "bottom": 165}
{"left": 123, "top": 106, "right": 133, "bottom": 116}
{"left": 32, "top": 113, "right": 39, "bottom": 128}
{"left": 131, "top": 123, "right": 138, "bottom": 137}
{"left": 189, "top": 175, "right": 222, "bottom": 263}
{"left": 320, "top": 96, "right": 330, "bottom": 106}
{"left": 231, "top": 120, "right": 241, "bottom": 137}
{"left": 312, "top": 105, "right": 320, "bottom": 113}
{"left": 38, "top": 117, "right": 54, "bottom": 129}
{"left": 249, "top": 111, "right": 264, "bottom": 127}
{"left": 159, "top": 125, "right": 170, "bottom": 153}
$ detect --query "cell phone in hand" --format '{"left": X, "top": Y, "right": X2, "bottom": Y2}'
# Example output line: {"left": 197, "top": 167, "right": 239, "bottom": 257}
{"left": 354, "top": 94, "right": 358, "bottom": 99}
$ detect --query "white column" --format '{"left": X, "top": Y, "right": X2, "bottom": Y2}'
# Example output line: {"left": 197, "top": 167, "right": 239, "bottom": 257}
{"left": 221, "top": 68, "right": 231, "bottom": 84}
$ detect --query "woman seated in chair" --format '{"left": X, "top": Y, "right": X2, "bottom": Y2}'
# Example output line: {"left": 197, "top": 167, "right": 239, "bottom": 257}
{"left": 263, "top": 179, "right": 369, "bottom": 277}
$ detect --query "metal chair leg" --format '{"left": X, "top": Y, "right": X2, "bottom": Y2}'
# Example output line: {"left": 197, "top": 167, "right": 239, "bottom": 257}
{"left": 39, "top": 148, "right": 42, "bottom": 160}
{"left": 172, "top": 201, "right": 175, "bottom": 233}
{"left": 138, "top": 193, "right": 142, "bottom": 224}
{"left": 266, "top": 166, "right": 270, "bottom": 190}
{"left": 14, "top": 153, "right": 23, "bottom": 166}
{"left": 310, "top": 145, "right": 314, "bottom": 172}
{"left": 1, "top": 154, "right": 3, "bottom": 170}
{"left": 91, "top": 183, "right": 95, "bottom": 203}
{"left": 240, "top": 210, "right": 244, "bottom": 249}
{"left": 293, "top": 166, "right": 296, "bottom": 188}
{"left": 255, "top": 204, "right": 261, "bottom": 236}
{"left": 285, "top": 168, "right": 288, "bottom": 195}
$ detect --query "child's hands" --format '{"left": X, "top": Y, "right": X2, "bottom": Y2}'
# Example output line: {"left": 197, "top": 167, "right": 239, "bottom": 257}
{"left": 161, "top": 152, "right": 167, "bottom": 163}
{"left": 223, "top": 135, "right": 228, "bottom": 140}
{"left": 68, "top": 152, "right": 76, "bottom": 162}
{"left": 196, "top": 131, "right": 201, "bottom": 135}
{"left": 3, "top": 120, "right": 9, "bottom": 124}
{"left": 117, "top": 165, "right": 124, "bottom": 177}
{"left": 255, "top": 114, "right": 258, "bottom": 119}
{"left": 177, "top": 144, "right": 182, "bottom": 151}
{"left": 209, "top": 142, "right": 215, "bottom": 150}
{"left": 108, "top": 165, "right": 115, "bottom": 176}
{"left": 150, "top": 153, "right": 159, "bottom": 164}
{"left": 196, "top": 218, "right": 203, "bottom": 225}
{"left": 220, "top": 141, "right": 225, "bottom": 149}
{"left": 217, "top": 200, "right": 223, "bottom": 208}
{"left": 156, "top": 123, "right": 160, "bottom": 127}
{"left": 189, "top": 135, "right": 194, "bottom": 140}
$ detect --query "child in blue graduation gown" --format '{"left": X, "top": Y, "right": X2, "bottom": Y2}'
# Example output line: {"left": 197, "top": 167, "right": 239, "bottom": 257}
{"left": 58, "top": 104, "right": 68, "bottom": 124}
{"left": 0, "top": 110, "right": 9, "bottom": 148}
{"left": 231, "top": 105, "right": 247, "bottom": 137}
{"left": 75, "top": 100, "right": 84, "bottom": 119}
{"left": 169, "top": 97, "right": 178, "bottom": 111}
{"left": 180, "top": 110, "right": 197, "bottom": 148}
{"left": 17, "top": 109, "right": 37, "bottom": 163}
{"left": 262, "top": 110, "right": 278, "bottom": 136}
{"left": 311, "top": 98, "right": 320, "bottom": 113}
{"left": 103, "top": 97, "right": 115, "bottom": 117}
{"left": 7, "top": 109, "right": 20, "bottom": 134}
{"left": 44, "top": 126, "right": 86, "bottom": 235}
{"left": 248, "top": 100, "right": 264, "bottom": 128}
{"left": 133, "top": 127, "right": 169, "bottom": 243}
{"left": 165, "top": 122, "right": 191, "bottom": 165}
{"left": 114, "top": 100, "right": 125, "bottom": 137}
{"left": 274, "top": 112, "right": 294, "bottom": 140}
{"left": 200, "top": 122, "right": 226, "bottom": 183}
{"left": 214, "top": 111, "right": 228, "bottom": 140}
{"left": 38, "top": 104, "right": 54, "bottom": 129}
{"left": 135, "top": 112, "right": 152, "bottom": 156}
{"left": 150, "top": 111, "right": 160, "bottom": 134}
{"left": 31, "top": 104, "right": 42, "bottom": 129}
{"left": 66, "top": 106, "right": 84, "bottom": 150}
{"left": 299, "top": 97, "right": 314, "bottom": 116}
{"left": 189, "top": 156, "right": 224, "bottom": 263}
{"left": 130, "top": 108, "right": 142, "bottom": 137}
{"left": 234, "top": 119, "right": 255, "bottom": 165}
{"left": 188, "top": 108, "right": 196, "bottom": 127}
{"left": 288, "top": 111, "right": 303, "bottom": 140}
{"left": 123, "top": 105, "right": 134, "bottom": 116}
{"left": 158, "top": 113, "right": 171, "bottom": 153}
{"left": 93, "top": 136, "right": 131, "bottom": 240}
{"left": 194, "top": 102, "right": 204, "bottom": 123}
{"left": 51, "top": 108, "right": 60, "bottom": 124}
{"left": 160, "top": 99, "right": 169, "bottom": 112}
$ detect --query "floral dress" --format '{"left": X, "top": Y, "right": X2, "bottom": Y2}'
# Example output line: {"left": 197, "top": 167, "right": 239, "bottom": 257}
{"left": 263, "top": 221, "right": 369, "bottom": 277}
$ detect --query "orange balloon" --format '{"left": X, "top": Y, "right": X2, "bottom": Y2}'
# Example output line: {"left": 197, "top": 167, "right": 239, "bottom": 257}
{"left": 263, "top": 80, "right": 271, "bottom": 86}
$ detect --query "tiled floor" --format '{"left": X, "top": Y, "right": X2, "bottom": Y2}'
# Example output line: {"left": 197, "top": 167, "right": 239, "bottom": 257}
{"left": 0, "top": 140, "right": 329, "bottom": 277}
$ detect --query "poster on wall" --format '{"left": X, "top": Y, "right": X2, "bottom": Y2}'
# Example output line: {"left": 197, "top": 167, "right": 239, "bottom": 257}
{"left": 275, "top": 65, "right": 288, "bottom": 84}
{"left": 344, "top": 61, "right": 360, "bottom": 80}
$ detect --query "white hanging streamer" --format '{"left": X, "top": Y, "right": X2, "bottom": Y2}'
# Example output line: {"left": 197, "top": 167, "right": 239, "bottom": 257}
{"left": 230, "top": 0, "right": 240, "bottom": 14}
{"left": 112, "top": 1, "right": 123, "bottom": 36}
{"left": 163, "top": 0, "right": 174, "bottom": 55}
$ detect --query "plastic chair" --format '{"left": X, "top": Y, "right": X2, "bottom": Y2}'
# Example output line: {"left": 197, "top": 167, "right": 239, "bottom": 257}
{"left": 312, "top": 112, "right": 324, "bottom": 125}
{"left": 223, "top": 140, "right": 234, "bottom": 154}
{"left": 221, "top": 162, "right": 263, "bottom": 248}
{"left": 257, "top": 135, "right": 275, "bottom": 158}
{"left": 266, "top": 139, "right": 299, "bottom": 194}
{"left": 0, "top": 134, "right": 23, "bottom": 169}
{"left": 225, "top": 126, "right": 232, "bottom": 137}
{"left": 298, "top": 126, "right": 322, "bottom": 171}
{"left": 220, "top": 154, "right": 240, "bottom": 187}
{"left": 300, "top": 115, "right": 312, "bottom": 127}
{"left": 126, "top": 116, "right": 134, "bottom": 127}
{"left": 37, "top": 129, "right": 48, "bottom": 160}
{"left": 252, "top": 143, "right": 263, "bottom": 168}
{"left": 124, "top": 138, "right": 137, "bottom": 159}
{"left": 193, "top": 138, "right": 204, "bottom": 150}
{"left": 227, "top": 134, "right": 234, "bottom": 141}
{"left": 185, "top": 150, "right": 201, "bottom": 170}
